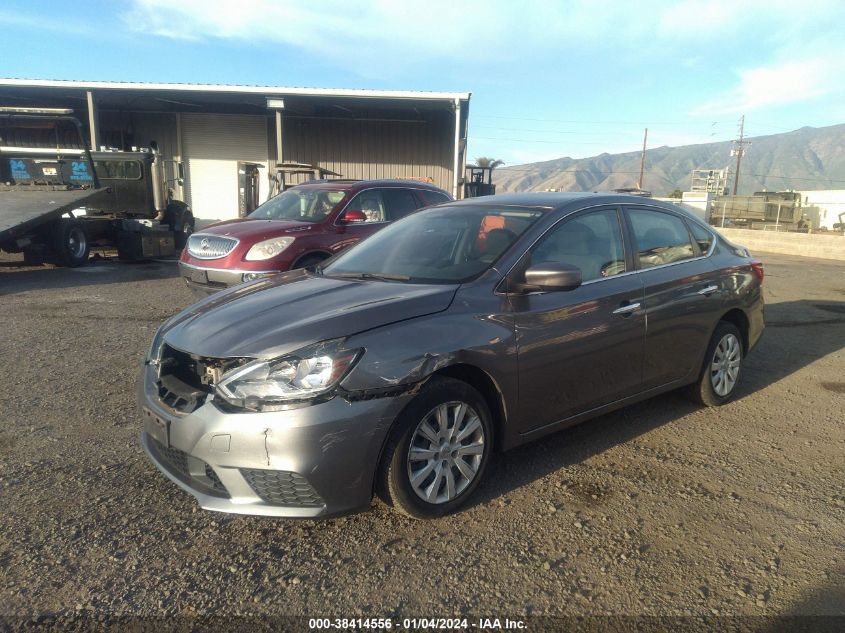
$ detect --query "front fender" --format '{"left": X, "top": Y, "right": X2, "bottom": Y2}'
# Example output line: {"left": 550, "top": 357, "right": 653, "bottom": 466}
{"left": 339, "top": 285, "right": 519, "bottom": 444}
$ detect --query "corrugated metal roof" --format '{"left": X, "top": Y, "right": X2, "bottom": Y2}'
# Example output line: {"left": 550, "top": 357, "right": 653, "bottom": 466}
{"left": 0, "top": 78, "right": 470, "bottom": 101}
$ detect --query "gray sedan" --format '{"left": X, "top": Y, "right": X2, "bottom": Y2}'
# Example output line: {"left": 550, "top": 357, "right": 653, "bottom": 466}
{"left": 140, "top": 193, "right": 764, "bottom": 519}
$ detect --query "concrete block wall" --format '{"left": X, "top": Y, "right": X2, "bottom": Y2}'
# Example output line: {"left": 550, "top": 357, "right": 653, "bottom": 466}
{"left": 716, "top": 228, "right": 845, "bottom": 262}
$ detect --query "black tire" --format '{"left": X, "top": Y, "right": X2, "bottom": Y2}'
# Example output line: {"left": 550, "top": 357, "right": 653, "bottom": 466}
{"left": 293, "top": 253, "right": 328, "bottom": 271}
{"left": 175, "top": 215, "right": 194, "bottom": 249}
{"left": 377, "top": 377, "right": 494, "bottom": 519}
{"left": 51, "top": 219, "right": 90, "bottom": 267}
{"left": 22, "top": 245, "right": 47, "bottom": 266}
{"left": 166, "top": 204, "right": 194, "bottom": 249}
{"left": 685, "top": 321, "right": 744, "bottom": 406}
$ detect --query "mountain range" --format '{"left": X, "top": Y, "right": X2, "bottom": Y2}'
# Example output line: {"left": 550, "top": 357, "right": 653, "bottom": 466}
{"left": 491, "top": 123, "right": 845, "bottom": 196}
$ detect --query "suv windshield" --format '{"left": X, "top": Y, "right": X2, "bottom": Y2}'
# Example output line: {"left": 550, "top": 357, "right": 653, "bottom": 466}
{"left": 322, "top": 205, "right": 544, "bottom": 283}
{"left": 249, "top": 188, "right": 347, "bottom": 223}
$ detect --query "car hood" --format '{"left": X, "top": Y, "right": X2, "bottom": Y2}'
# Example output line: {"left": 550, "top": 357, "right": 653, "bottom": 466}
{"left": 161, "top": 270, "right": 458, "bottom": 359}
{"left": 198, "top": 218, "right": 317, "bottom": 242}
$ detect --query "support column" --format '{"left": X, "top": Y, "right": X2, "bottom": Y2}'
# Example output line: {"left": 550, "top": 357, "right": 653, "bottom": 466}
{"left": 85, "top": 90, "right": 99, "bottom": 151}
{"left": 266, "top": 99, "right": 285, "bottom": 198}
{"left": 452, "top": 98, "right": 461, "bottom": 199}
{"left": 175, "top": 112, "right": 185, "bottom": 201}
{"left": 275, "top": 109, "right": 284, "bottom": 165}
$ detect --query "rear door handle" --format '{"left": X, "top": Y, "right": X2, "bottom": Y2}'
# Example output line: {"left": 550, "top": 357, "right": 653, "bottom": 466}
{"left": 697, "top": 285, "right": 719, "bottom": 296}
{"left": 612, "top": 302, "right": 641, "bottom": 316}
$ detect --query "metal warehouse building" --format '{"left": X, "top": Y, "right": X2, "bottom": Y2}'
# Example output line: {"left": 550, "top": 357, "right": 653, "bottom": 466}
{"left": 0, "top": 79, "right": 470, "bottom": 223}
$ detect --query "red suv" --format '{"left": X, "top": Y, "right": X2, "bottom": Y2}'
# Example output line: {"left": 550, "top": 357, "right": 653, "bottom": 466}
{"left": 179, "top": 179, "right": 452, "bottom": 296}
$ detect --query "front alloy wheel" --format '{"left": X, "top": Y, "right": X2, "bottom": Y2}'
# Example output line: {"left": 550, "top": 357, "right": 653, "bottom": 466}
{"left": 407, "top": 401, "right": 485, "bottom": 504}
{"left": 378, "top": 377, "right": 493, "bottom": 519}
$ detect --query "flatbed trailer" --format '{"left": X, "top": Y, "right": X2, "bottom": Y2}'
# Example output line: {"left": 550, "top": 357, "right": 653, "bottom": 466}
{"left": 0, "top": 186, "right": 107, "bottom": 242}
{"left": 0, "top": 107, "right": 193, "bottom": 266}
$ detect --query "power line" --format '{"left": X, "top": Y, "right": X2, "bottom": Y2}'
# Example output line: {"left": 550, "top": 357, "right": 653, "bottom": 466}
{"left": 493, "top": 167, "right": 845, "bottom": 185}
{"left": 472, "top": 124, "right": 723, "bottom": 135}
{"left": 471, "top": 135, "right": 642, "bottom": 146}
{"left": 473, "top": 114, "right": 723, "bottom": 125}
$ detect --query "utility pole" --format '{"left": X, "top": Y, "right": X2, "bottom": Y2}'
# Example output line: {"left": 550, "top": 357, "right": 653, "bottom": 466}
{"left": 637, "top": 127, "right": 648, "bottom": 190}
{"left": 731, "top": 115, "right": 751, "bottom": 195}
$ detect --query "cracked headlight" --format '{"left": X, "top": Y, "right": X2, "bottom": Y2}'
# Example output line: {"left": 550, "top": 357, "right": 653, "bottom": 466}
{"left": 216, "top": 340, "right": 361, "bottom": 410}
{"left": 245, "top": 236, "right": 295, "bottom": 261}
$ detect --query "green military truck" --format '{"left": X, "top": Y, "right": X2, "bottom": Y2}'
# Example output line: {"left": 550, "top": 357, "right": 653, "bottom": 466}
{"left": 711, "top": 191, "right": 803, "bottom": 229}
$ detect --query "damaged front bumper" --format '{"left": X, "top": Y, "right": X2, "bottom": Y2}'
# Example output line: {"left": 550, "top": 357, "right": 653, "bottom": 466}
{"left": 139, "top": 364, "right": 411, "bottom": 518}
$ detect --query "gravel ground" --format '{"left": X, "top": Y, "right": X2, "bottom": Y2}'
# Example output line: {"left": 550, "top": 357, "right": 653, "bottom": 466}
{"left": 0, "top": 250, "right": 843, "bottom": 623}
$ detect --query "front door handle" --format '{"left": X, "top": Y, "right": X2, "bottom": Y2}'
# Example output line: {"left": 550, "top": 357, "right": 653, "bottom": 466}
{"left": 612, "top": 302, "right": 641, "bottom": 316}
{"left": 697, "top": 285, "right": 719, "bottom": 296}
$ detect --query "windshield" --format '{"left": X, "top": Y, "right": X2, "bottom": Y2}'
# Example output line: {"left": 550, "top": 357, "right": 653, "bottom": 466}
{"left": 248, "top": 188, "right": 348, "bottom": 222}
{"left": 322, "top": 205, "right": 544, "bottom": 283}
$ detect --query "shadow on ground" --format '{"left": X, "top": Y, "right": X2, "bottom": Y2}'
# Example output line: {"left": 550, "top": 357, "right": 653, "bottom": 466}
{"left": 0, "top": 254, "right": 181, "bottom": 297}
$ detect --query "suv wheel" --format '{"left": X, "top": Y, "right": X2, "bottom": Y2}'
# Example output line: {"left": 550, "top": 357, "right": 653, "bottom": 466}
{"left": 378, "top": 377, "right": 493, "bottom": 519}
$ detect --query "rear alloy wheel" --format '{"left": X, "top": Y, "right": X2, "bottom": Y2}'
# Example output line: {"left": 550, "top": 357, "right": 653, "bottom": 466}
{"left": 378, "top": 377, "right": 493, "bottom": 519}
{"left": 51, "top": 219, "right": 90, "bottom": 267}
{"left": 686, "top": 321, "right": 743, "bottom": 406}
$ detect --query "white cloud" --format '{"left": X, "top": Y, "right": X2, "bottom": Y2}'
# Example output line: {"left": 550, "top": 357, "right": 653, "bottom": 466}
{"left": 120, "top": 0, "right": 744, "bottom": 77}
{"left": 692, "top": 56, "right": 845, "bottom": 115}
{"left": 123, "top": 0, "right": 523, "bottom": 75}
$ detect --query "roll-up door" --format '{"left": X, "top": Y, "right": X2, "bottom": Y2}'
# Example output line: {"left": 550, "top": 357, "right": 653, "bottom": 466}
{"left": 181, "top": 114, "right": 269, "bottom": 221}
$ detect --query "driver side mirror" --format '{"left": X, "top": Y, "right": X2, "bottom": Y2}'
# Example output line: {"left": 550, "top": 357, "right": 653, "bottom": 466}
{"left": 339, "top": 209, "right": 367, "bottom": 224}
{"left": 521, "top": 262, "right": 582, "bottom": 292}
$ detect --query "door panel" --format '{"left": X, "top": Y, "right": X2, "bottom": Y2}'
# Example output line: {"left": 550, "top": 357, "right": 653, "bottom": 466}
{"left": 624, "top": 206, "right": 724, "bottom": 388}
{"left": 638, "top": 259, "right": 723, "bottom": 388}
{"left": 513, "top": 276, "right": 645, "bottom": 431}
{"left": 512, "top": 207, "right": 644, "bottom": 432}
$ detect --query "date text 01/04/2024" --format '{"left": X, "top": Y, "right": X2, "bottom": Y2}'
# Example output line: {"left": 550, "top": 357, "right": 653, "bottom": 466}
{"left": 308, "top": 618, "right": 527, "bottom": 630}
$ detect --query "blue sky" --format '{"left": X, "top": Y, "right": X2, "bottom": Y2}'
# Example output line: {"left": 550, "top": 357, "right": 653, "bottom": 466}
{"left": 2, "top": 0, "right": 843, "bottom": 166}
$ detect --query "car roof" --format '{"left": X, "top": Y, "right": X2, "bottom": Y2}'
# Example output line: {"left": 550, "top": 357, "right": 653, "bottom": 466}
{"left": 445, "top": 192, "right": 700, "bottom": 216}
{"left": 293, "top": 179, "right": 448, "bottom": 192}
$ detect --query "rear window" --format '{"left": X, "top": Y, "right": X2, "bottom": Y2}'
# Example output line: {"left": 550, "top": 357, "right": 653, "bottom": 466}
{"left": 627, "top": 208, "right": 696, "bottom": 269}
{"left": 382, "top": 188, "right": 420, "bottom": 220}
{"left": 687, "top": 221, "right": 714, "bottom": 254}
{"left": 417, "top": 189, "right": 451, "bottom": 207}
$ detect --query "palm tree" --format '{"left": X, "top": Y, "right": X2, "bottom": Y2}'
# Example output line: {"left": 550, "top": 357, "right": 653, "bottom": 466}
{"left": 474, "top": 157, "right": 505, "bottom": 170}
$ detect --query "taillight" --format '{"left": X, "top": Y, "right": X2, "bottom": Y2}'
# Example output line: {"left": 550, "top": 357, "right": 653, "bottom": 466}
{"left": 750, "top": 260, "right": 764, "bottom": 283}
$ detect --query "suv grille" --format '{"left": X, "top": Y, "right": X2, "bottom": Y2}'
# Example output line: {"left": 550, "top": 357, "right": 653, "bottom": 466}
{"left": 241, "top": 469, "right": 324, "bottom": 507}
{"left": 148, "top": 437, "right": 229, "bottom": 498}
{"left": 187, "top": 234, "right": 238, "bottom": 259}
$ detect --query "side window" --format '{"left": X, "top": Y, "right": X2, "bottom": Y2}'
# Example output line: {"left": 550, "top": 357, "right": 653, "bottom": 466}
{"left": 346, "top": 190, "right": 386, "bottom": 223}
{"left": 417, "top": 189, "right": 451, "bottom": 207}
{"left": 94, "top": 160, "right": 141, "bottom": 180}
{"left": 382, "top": 188, "right": 420, "bottom": 221}
{"left": 531, "top": 209, "right": 627, "bottom": 282}
{"left": 627, "top": 209, "right": 696, "bottom": 269}
{"left": 687, "top": 220, "right": 714, "bottom": 254}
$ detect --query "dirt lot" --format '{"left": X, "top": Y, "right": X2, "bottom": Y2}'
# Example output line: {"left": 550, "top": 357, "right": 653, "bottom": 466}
{"left": 0, "top": 251, "right": 843, "bottom": 624}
